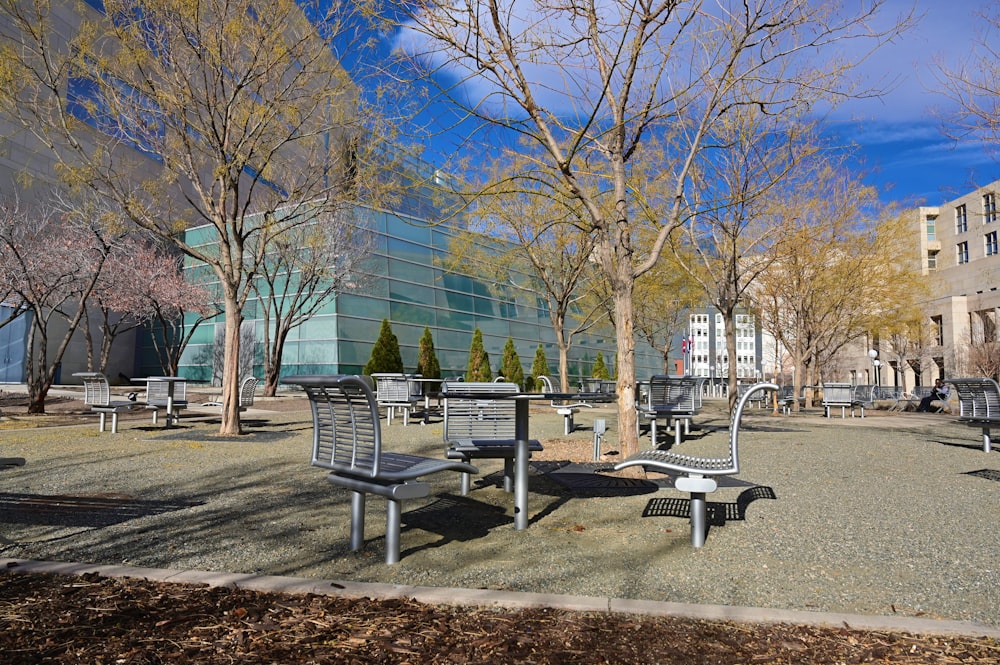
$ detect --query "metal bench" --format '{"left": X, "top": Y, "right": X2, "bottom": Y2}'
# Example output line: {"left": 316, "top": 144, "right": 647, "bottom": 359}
{"left": 947, "top": 378, "right": 1000, "bottom": 453}
{"left": 637, "top": 375, "right": 699, "bottom": 446}
{"left": 737, "top": 382, "right": 768, "bottom": 409}
{"left": 821, "top": 382, "right": 864, "bottom": 418}
{"left": 615, "top": 381, "right": 777, "bottom": 547}
{"left": 778, "top": 385, "right": 806, "bottom": 414}
{"left": 145, "top": 379, "right": 187, "bottom": 425}
{"left": 538, "top": 375, "right": 593, "bottom": 434}
{"left": 853, "top": 384, "right": 880, "bottom": 410}
{"left": 73, "top": 372, "right": 140, "bottom": 433}
{"left": 285, "top": 374, "right": 478, "bottom": 564}
{"left": 441, "top": 381, "right": 542, "bottom": 496}
{"left": 372, "top": 373, "right": 422, "bottom": 426}
{"left": 201, "top": 376, "right": 259, "bottom": 411}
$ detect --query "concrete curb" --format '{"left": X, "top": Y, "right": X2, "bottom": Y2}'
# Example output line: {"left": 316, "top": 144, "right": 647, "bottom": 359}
{"left": 4, "top": 558, "right": 998, "bottom": 639}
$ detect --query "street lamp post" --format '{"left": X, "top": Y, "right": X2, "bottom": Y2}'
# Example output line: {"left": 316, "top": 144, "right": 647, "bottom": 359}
{"left": 868, "top": 349, "right": 881, "bottom": 387}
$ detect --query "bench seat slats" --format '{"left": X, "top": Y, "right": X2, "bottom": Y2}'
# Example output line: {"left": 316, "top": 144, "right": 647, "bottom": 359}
{"left": 638, "top": 376, "right": 699, "bottom": 446}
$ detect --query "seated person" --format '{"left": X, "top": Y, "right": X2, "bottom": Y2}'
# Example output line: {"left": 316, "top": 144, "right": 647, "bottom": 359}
{"left": 917, "top": 379, "right": 950, "bottom": 412}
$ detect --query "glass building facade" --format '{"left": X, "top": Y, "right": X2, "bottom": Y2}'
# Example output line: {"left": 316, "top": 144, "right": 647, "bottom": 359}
{"left": 136, "top": 203, "right": 664, "bottom": 385}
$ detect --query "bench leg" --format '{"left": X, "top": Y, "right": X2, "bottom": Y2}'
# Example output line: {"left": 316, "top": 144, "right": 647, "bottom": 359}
{"left": 503, "top": 458, "right": 514, "bottom": 493}
{"left": 460, "top": 471, "right": 471, "bottom": 496}
{"left": 563, "top": 413, "right": 573, "bottom": 435}
{"left": 385, "top": 498, "right": 402, "bottom": 565}
{"left": 676, "top": 475, "right": 718, "bottom": 548}
{"left": 689, "top": 492, "right": 708, "bottom": 548}
{"left": 349, "top": 491, "right": 366, "bottom": 552}
{"left": 982, "top": 427, "right": 992, "bottom": 454}
{"left": 111, "top": 412, "right": 119, "bottom": 434}
{"left": 98, "top": 413, "right": 107, "bottom": 432}
{"left": 674, "top": 421, "right": 682, "bottom": 447}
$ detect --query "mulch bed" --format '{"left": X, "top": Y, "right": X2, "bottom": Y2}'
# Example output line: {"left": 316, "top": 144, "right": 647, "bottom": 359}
{"left": 1, "top": 572, "right": 998, "bottom": 664}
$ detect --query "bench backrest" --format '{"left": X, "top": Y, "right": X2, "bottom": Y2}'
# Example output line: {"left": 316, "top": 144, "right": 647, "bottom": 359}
{"left": 146, "top": 380, "right": 187, "bottom": 405}
{"left": 722, "top": 381, "right": 779, "bottom": 474}
{"left": 441, "top": 381, "right": 519, "bottom": 441}
{"left": 372, "top": 373, "right": 419, "bottom": 404}
{"left": 779, "top": 385, "right": 803, "bottom": 399}
{"left": 947, "top": 378, "right": 1000, "bottom": 418}
{"left": 303, "top": 374, "right": 383, "bottom": 478}
{"left": 239, "top": 376, "right": 259, "bottom": 407}
{"left": 853, "top": 384, "right": 878, "bottom": 404}
{"left": 581, "top": 379, "right": 615, "bottom": 394}
{"left": 76, "top": 372, "right": 111, "bottom": 407}
{"left": 645, "top": 375, "right": 697, "bottom": 412}
{"left": 822, "top": 383, "right": 854, "bottom": 405}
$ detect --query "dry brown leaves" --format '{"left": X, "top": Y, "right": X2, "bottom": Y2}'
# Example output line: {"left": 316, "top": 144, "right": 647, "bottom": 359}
{"left": 1, "top": 572, "right": 997, "bottom": 664}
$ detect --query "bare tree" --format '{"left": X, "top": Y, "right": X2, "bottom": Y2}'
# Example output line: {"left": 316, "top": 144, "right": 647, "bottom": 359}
{"left": 101, "top": 242, "right": 219, "bottom": 376}
{"left": 933, "top": 5, "right": 1000, "bottom": 160}
{"left": 392, "top": 0, "right": 915, "bottom": 457}
{"left": 250, "top": 207, "right": 371, "bottom": 396}
{"left": 0, "top": 198, "right": 106, "bottom": 412}
{"left": 0, "top": 0, "right": 392, "bottom": 434}
{"left": 673, "top": 109, "right": 820, "bottom": 411}
{"left": 752, "top": 164, "right": 925, "bottom": 407}
{"left": 448, "top": 159, "right": 606, "bottom": 391}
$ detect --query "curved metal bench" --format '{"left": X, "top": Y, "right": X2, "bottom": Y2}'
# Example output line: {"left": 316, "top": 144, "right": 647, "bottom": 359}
{"left": 538, "top": 375, "right": 593, "bottom": 434}
{"left": 282, "top": 374, "right": 478, "bottom": 564}
{"left": 947, "top": 377, "right": 1000, "bottom": 453}
{"left": 615, "top": 381, "right": 777, "bottom": 547}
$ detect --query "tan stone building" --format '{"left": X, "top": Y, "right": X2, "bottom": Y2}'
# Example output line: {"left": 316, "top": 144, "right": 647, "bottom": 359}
{"left": 851, "top": 179, "right": 1000, "bottom": 391}
{"left": 907, "top": 179, "right": 1000, "bottom": 384}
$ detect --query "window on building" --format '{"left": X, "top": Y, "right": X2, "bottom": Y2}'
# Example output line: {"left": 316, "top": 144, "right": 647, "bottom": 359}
{"left": 987, "top": 231, "right": 998, "bottom": 256}
{"left": 986, "top": 193, "right": 997, "bottom": 224}
{"left": 956, "top": 204, "right": 968, "bottom": 233}
{"left": 927, "top": 250, "right": 938, "bottom": 270}
{"left": 931, "top": 315, "right": 944, "bottom": 346}
{"left": 972, "top": 309, "right": 998, "bottom": 344}
{"left": 925, "top": 214, "right": 936, "bottom": 241}
{"left": 957, "top": 241, "right": 969, "bottom": 264}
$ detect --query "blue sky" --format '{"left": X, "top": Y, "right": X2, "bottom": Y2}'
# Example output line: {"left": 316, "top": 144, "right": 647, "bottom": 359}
{"left": 831, "top": 0, "right": 999, "bottom": 207}
{"left": 388, "top": 0, "right": 998, "bottom": 210}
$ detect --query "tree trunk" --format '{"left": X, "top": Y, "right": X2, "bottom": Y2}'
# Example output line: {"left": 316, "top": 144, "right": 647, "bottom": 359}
{"left": 612, "top": 279, "right": 638, "bottom": 459}
{"left": 263, "top": 325, "right": 289, "bottom": 397}
{"left": 724, "top": 308, "right": 738, "bottom": 414}
{"left": 219, "top": 288, "right": 243, "bottom": 436}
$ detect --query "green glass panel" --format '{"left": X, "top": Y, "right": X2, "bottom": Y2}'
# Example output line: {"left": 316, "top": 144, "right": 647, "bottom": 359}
{"left": 473, "top": 296, "right": 497, "bottom": 317}
{"left": 474, "top": 317, "right": 509, "bottom": 337}
{"left": 436, "top": 309, "right": 474, "bottom": 330}
{"left": 337, "top": 317, "right": 381, "bottom": 344}
{"left": 388, "top": 258, "right": 435, "bottom": 284}
{"left": 390, "top": 301, "right": 435, "bottom": 327}
{"left": 298, "top": 315, "right": 339, "bottom": 340}
{"left": 386, "top": 216, "right": 432, "bottom": 244}
{"left": 296, "top": 340, "right": 339, "bottom": 365}
{"left": 389, "top": 279, "right": 434, "bottom": 304}
{"left": 339, "top": 294, "right": 389, "bottom": 319}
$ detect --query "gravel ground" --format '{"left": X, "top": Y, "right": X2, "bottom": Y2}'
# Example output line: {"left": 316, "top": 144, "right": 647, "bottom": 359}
{"left": 1, "top": 392, "right": 998, "bottom": 631}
